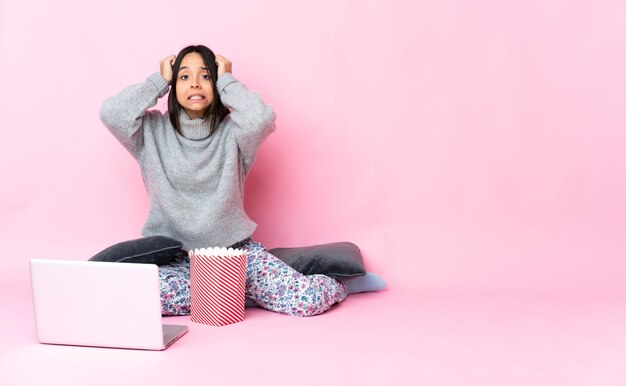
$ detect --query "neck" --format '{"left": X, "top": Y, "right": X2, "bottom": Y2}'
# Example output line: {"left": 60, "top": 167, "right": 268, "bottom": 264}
{"left": 185, "top": 109, "right": 206, "bottom": 120}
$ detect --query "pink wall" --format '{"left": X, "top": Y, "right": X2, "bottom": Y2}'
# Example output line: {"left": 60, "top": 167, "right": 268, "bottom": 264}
{"left": 1, "top": 0, "right": 625, "bottom": 294}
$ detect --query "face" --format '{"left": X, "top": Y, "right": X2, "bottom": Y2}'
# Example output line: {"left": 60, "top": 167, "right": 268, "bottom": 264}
{"left": 175, "top": 52, "right": 214, "bottom": 119}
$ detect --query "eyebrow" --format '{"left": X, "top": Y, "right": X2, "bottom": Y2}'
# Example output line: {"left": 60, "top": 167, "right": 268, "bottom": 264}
{"left": 179, "top": 66, "right": 209, "bottom": 71}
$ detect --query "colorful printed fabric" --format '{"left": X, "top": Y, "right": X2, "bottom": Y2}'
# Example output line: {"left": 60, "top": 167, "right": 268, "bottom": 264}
{"left": 159, "top": 238, "right": 348, "bottom": 317}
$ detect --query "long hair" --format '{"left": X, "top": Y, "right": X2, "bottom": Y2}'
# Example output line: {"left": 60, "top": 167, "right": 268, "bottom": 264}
{"left": 168, "top": 45, "right": 229, "bottom": 135}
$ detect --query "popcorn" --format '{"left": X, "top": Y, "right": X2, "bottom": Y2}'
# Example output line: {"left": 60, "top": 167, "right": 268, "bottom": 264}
{"left": 189, "top": 248, "right": 247, "bottom": 326}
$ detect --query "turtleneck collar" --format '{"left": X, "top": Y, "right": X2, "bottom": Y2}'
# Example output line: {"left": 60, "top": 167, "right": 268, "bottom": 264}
{"left": 178, "top": 110, "right": 211, "bottom": 141}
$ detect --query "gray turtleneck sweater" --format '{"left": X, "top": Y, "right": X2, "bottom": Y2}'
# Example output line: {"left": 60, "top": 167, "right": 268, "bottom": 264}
{"left": 100, "top": 72, "right": 276, "bottom": 249}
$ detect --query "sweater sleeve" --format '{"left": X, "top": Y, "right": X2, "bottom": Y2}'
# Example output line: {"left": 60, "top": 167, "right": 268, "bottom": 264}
{"left": 216, "top": 73, "right": 276, "bottom": 173}
{"left": 99, "top": 72, "right": 170, "bottom": 159}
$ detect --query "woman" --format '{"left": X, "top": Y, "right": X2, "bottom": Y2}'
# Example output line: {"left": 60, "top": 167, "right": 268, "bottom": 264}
{"left": 100, "top": 45, "right": 348, "bottom": 316}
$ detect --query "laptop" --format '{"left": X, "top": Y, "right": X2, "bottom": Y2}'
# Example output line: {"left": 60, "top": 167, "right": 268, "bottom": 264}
{"left": 29, "top": 259, "right": 188, "bottom": 350}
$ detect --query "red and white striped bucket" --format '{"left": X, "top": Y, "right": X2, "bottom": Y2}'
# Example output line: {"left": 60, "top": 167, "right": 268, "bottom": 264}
{"left": 189, "top": 247, "right": 247, "bottom": 326}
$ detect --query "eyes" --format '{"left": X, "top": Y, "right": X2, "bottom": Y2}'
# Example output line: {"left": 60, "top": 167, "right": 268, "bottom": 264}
{"left": 179, "top": 73, "right": 211, "bottom": 81}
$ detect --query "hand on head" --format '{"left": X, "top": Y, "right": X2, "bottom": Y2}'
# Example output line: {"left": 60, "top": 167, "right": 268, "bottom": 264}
{"left": 214, "top": 55, "right": 232, "bottom": 78}
{"left": 160, "top": 55, "right": 176, "bottom": 84}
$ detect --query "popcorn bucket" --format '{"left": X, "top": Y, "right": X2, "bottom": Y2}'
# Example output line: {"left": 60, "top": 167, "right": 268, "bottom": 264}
{"left": 189, "top": 247, "right": 247, "bottom": 326}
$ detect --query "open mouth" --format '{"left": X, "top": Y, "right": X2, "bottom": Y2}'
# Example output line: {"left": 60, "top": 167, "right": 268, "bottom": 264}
{"left": 188, "top": 94, "right": 206, "bottom": 101}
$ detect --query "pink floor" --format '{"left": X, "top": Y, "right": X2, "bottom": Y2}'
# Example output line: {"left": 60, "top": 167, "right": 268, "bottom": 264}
{"left": 2, "top": 278, "right": 626, "bottom": 386}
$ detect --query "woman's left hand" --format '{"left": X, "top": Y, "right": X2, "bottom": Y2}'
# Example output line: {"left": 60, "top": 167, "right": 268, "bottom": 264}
{"left": 215, "top": 55, "right": 232, "bottom": 78}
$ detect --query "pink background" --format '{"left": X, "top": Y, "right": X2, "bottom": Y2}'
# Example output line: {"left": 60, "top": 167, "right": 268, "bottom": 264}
{"left": 2, "top": 1, "right": 626, "bottom": 293}
{"left": 2, "top": 1, "right": 626, "bottom": 385}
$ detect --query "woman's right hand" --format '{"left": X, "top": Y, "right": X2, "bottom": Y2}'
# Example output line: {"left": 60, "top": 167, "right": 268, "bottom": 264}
{"left": 160, "top": 55, "right": 176, "bottom": 84}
